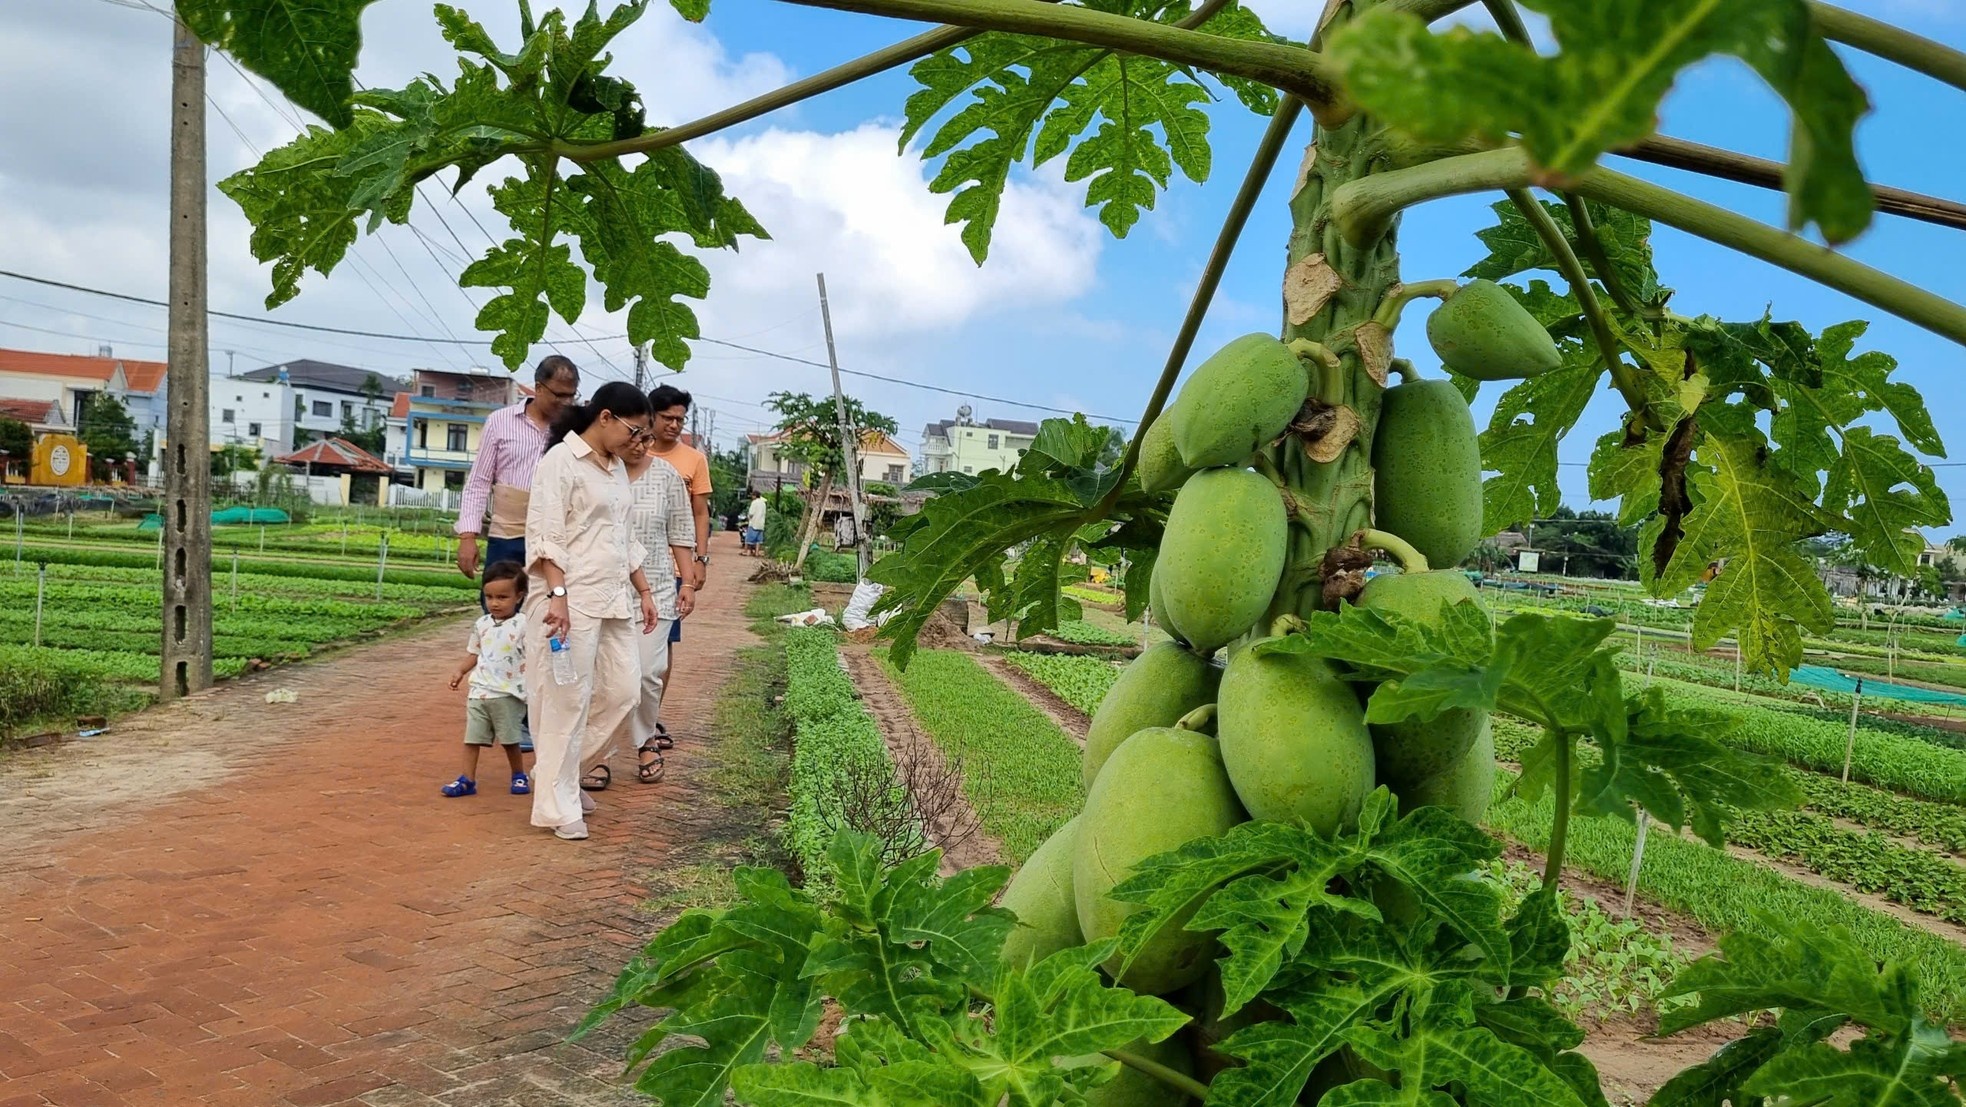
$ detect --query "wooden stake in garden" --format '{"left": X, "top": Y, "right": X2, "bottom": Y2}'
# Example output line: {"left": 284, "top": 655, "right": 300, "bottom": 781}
{"left": 375, "top": 532, "right": 390, "bottom": 599}
{"left": 160, "top": 14, "right": 214, "bottom": 699}
{"left": 1843, "top": 677, "right": 1864, "bottom": 783}
{"left": 1623, "top": 809, "right": 1649, "bottom": 917}
{"left": 33, "top": 563, "right": 45, "bottom": 648}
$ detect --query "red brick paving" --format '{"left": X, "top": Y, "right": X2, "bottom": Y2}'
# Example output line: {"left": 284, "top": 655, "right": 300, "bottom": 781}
{"left": 0, "top": 534, "right": 755, "bottom": 1105}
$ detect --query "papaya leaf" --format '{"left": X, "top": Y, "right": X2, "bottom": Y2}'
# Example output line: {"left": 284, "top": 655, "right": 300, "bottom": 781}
{"left": 1464, "top": 199, "right": 1667, "bottom": 311}
{"left": 1657, "top": 435, "right": 1835, "bottom": 675}
{"left": 1583, "top": 688, "right": 1800, "bottom": 846}
{"left": 1503, "top": 888, "right": 1569, "bottom": 991}
{"left": 1337, "top": 1023, "right": 1592, "bottom": 1107}
{"left": 1328, "top": 0, "right": 1871, "bottom": 243}
{"left": 1478, "top": 346, "right": 1602, "bottom": 535}
{"left": 176, "top": 0, "right": 374, "bottom": 128}
{"left": 900, "top": 1, "right": 1271, "bottom": 261}
{"left": 1658, "top": 918, "right": 1966, "bottom": 1107}
{"left": 217, "top": 0, "right": 760, "bottom": 370}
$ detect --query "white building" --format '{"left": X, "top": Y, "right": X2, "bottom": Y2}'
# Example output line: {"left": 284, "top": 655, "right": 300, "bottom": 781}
{"left": 210, "top": 374, "right": 297, "bottom": 455}
{"left": 919, "top": 406, "right": 1038, "bottom": 475}
{"left": 234, "top": 359, "right": 406, "bottom": 445}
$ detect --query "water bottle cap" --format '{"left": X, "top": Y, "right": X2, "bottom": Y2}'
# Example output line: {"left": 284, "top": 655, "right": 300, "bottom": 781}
{"left": 551, "top": 636, "right": 565, "bottom": 651}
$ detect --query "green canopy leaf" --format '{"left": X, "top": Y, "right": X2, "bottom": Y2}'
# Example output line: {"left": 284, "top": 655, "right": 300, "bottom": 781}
{"left": 177, "top": 0, "right": 376, "bottom": 128}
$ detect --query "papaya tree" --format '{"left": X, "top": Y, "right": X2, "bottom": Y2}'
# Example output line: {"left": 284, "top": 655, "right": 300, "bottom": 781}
{"left": 762, "top": 390, "right": 897, "bottom": 570}
{"left": 179, "top": 0, "right": 1966, "bottom": 1103}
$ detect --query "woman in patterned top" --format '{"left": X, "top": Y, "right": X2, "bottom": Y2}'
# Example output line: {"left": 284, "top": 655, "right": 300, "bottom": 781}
{"left": 619, "top": 438, "right": 697, "bottom": 783}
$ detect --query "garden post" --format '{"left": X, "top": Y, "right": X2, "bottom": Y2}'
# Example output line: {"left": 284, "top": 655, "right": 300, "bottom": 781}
{"left": 33, "top": 563, "right": 45, "bottom": 648}
{"left": 12, "top": 507, "right": 20, "bottom": 573}
{"left": 1842, "top": 678, "right": 1863, "bottom": 783}
{"left": 375, "top": 532, "right": 390, "bottom": 599}
{"left": 230, "top": 550, "right": 239, "bottom": 610}
{"left": 1623, "top": 809, "right": 1649, "bottom": 917}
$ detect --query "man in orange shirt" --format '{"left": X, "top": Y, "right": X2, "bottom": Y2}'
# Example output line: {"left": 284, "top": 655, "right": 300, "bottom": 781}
{"left": 642, "top": 384, "right": 712, "bottom": 749}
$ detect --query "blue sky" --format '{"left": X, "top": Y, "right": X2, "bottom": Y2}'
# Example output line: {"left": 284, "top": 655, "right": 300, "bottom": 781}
{"left": 3, "top": 0, "right": 1963, "bottom": 530}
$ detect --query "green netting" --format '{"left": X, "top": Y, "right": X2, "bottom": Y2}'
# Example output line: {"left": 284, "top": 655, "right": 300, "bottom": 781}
{"left": 137, "top": 513, "right": 162, "bottom": 532}
{"left": 211, "top": 507, "right": 290, "bottom": 525}
{"left": 1788, "top": 664, "right": 1966, "bottom": 707}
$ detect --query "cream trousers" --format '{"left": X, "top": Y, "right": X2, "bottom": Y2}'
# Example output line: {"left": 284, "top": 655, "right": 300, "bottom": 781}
{"left": 617, "top": 618, "right": 675, "bottom": 751}
{"left": 526, "top": 609, "right": 639, "bottom": 829}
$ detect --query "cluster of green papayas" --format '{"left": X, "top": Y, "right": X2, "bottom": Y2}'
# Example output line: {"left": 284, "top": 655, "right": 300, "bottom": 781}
{"left": 992, "top": 315, "right": 1517, "bottom": 1097}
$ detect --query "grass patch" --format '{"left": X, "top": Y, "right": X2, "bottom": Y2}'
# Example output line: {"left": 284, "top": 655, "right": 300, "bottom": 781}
{"left": 879, "top": 648, "right": 1084, "bottom": 863}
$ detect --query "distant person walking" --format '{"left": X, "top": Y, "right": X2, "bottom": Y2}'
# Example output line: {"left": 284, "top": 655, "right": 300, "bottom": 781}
{"left": 522, "top": 383, "right": 660, "bottom": 841}
{"left": 454, "top": 354, "right": 582, "bottom": 587}
{"left": 743, "top": 489, "right": 767, "bottom": 556}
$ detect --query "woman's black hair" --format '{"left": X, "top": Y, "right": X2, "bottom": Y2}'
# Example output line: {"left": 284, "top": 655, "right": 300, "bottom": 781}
{"left": 482, "top": 560, "right": 527, "bottom": 591}
{"left": 546, "top": 380, "right": 652, "bottom": 452}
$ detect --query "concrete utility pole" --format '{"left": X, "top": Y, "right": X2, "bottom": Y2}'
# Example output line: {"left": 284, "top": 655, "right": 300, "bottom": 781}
{"left": 162, "top": 18, "right": 213, "bottom": 698}
{"left": 815, "top": 273, "right": 869, "bottom": 580}
{"left": 632, "top": 343, "right": 647, "bottom": 391}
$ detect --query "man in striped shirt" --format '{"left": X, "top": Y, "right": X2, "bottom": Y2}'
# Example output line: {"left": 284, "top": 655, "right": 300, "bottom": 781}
{"left": 455, "top": 355, "right": 581, "bottom": 582}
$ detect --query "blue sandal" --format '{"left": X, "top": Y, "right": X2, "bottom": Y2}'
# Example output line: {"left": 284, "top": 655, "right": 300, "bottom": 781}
{"left": 442, "top": 775, "right": 477, "bottom": 797}
{"left": 510, "top": 772, "right": 531, "bottom": 795}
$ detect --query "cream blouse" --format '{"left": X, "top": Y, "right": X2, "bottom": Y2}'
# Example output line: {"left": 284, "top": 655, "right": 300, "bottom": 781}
{"left": 524, "top": 431, "right": 648, "bottom": 620}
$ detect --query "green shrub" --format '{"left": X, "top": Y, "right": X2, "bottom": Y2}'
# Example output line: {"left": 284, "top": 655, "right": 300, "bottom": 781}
{"left": 781, "top": 627, "right": 913, "bottom": 885}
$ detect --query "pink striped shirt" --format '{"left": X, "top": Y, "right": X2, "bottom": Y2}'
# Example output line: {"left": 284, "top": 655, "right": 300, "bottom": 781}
{"left": 455, "top": 400, "right": 550, "bottom": 537}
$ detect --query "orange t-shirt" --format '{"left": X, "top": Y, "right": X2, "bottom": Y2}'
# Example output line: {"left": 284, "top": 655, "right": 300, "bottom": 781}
{"left": 648, "top": 442, "right": 711, "bottom": 498}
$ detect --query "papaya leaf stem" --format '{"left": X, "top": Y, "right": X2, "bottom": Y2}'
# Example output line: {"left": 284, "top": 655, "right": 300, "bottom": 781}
{"left": 1369, "top": 278, "right": 1459, "bottom": 330}
{"left": 1477, "top": 0, "right": 1657, "bottom": 324}
{"left": 1354, "top": 528, "right": 1430, "bottom": 574}
{"left": 1103, "top": 1048, "right": 1213, "bottom": 1099}
{"left": 1389, "top": 358, "right": 1417, "bottom": 383}
{"left": 1399, "top": 0, "right": 1966, "bottom": 94}
{"left": 1544, "top": 729, "right": 1573, "bottom": 890}
{"left": 776, "top": 0, "right": 1348, "bottom": 120}
{"left": 1099, "top": 98, "right": 1307, "bottom": 516}
{"left": 554, "top": 0, "right": 1241, "bottom": 164}
{"left": 1503, "top": 187, "right": 1657, "bottom": 428}
{"left": 1333, "top": 147, "right": 1966, "bottom": 346}
{"left": 1810, "top": 2, "right": 1966, "bottom": 94}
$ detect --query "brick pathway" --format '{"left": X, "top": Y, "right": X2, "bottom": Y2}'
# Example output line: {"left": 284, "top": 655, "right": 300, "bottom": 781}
{"left": 0, "top": 533, "right": 755, "bottom": 1106}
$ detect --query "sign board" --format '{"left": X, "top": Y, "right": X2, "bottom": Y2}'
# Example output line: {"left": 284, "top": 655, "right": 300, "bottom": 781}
{"left": 31, "top": 434, "right": 88, "bottom": 487}
{"left": 1518, "top": 550, "right": 1541, "bottom": 573}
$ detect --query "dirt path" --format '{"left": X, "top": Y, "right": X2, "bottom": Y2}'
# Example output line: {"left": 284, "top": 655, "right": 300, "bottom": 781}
{"left": 0, "top": 533, "right": 755, "bottom": 1107}
{"left": 839, "top": 648, "right": 1002, "bottom": 874}
{"left": 975, "top": 653, "right": 1090, "bottom": 743}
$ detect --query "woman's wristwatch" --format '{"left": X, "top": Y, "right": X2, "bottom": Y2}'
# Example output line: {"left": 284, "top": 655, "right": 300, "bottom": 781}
{"left": 693, "top": 553, "right": 711, "bottom": 566}
{"left": 548, "top": 585, "right": 568, "bottom": 599}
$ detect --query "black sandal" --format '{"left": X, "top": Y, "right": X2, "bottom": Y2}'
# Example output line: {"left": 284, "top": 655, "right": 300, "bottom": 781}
{"left": 652, "top": 722, "right": 673, "bottom": 751}
{"left": 580, "top": 764, "right": 611, "bottom": 791}
{"left": 637, "top": 743, "right": 665, "bottom": 783}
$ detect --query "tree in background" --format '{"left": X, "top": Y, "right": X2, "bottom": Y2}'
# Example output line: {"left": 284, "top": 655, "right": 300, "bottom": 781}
{"left": 335, "top": 411, "right": 387, "bottom": 456}
{"left": 1530, "top": 507, "right": 1638, "bottom": 579}
{"left": 0, "top": 417, "right": 30, "bottom": 464}
{"left": 77, "top": 393, "right": 139, "bottom": 468}
{"left": 707, "top": 445, "right": 748, "bottom": 523}
{"left": 763, "top": 391, "right": 896, "bottom": 570}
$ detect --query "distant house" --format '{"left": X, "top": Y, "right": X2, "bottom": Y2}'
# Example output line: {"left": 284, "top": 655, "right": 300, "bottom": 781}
{"left": 0, "top": 397, "right": 70, "bottom": 435}
{"left": 381, "top": 367, "right": 525, "bottom": 495}
{"left": 233, "top": 359, "right": 406, "bottom": 449}
{"left": 919, "top": 406, "right": 1038, "bottom": 476}
{"left": 274, "top": 437, "right": 394, "bottom": 507}
{"left": 742, "top": 428, "right": 914, "bottom": 491}
{"left": 0, "top": 345, "right": 169, "bottom": 442}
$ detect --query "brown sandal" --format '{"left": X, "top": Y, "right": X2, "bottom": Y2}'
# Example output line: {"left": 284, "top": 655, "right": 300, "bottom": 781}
{"left": 580, "top": 764, "right": 610, "bottom": 791}
{"left": 637, "top": 743, "right": 665, "bottom": 783}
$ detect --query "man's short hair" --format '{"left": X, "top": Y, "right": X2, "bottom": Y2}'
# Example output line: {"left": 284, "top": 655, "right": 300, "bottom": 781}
{"left": 648, "top": 383, "right": 692, "bottom": 412}
{"left": 534, "top": 354, "right": 579, "bottom": 385}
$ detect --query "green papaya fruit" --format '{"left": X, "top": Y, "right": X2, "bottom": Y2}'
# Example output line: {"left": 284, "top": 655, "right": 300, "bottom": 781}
{"left": 1372, "top": 379, "right": 1482, "bottom": 570}
{"left": 1217, "top": 641, "right": 1375, "bottom": 835}
{"left": 1156, "top": 468, "right": 1287, "bottom": 653}
{"left": 1075, "top": 726, "right": 1247, "bottom": 994}
{"left": 1425, "top": 279, "right": 1562, "bottom": 381}
{"left": 999, "top": 816, "right": 1083, "bottom": 969}
{"left": 1398, "top": 717, "right": 1496, "bottom": 825}
{"left": 1168, "top": 333, "right": 1310, "bottom": 468}
{"left": 1138, "top": 416, "right": 1195, "bottom": 494}
{"left": 1084, "top": 642, "right": 1221, "bottom": 788}
{"left": 1065, "top": 1035, "right": 1197, "bottom": 1107}
{"left": 1356, "top": 570, "right": 1486, "bottom": 786}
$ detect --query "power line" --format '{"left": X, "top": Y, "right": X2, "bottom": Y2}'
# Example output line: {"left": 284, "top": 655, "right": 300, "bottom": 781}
{"left": 0, "top": 268, "right": 1135, "bottom": 422}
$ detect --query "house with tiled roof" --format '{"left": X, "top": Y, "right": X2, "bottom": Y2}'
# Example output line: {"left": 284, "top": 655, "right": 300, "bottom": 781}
{"left": 0, "top": 345, "right": 169, "bottom": 441}
{"left": 232, "top": 359, "right": 407, "bottom": 446}
{"left": 742, "top": 428, "right": 913, "bottom": 491}
{"left": 918, "top": 407, "right": 1038, "bottom": 476}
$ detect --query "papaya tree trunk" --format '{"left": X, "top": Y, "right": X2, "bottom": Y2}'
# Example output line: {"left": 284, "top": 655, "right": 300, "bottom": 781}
{"left": 1269, "top": 101, "right": 1405, "bottom": 620}
{"left": 793, "top": 469, "right": 834, "bottom": 572}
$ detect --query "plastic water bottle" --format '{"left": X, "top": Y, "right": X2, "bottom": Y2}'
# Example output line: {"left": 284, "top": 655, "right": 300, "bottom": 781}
{"left": 549, "top": 636, "right": 578, "bottom": 685}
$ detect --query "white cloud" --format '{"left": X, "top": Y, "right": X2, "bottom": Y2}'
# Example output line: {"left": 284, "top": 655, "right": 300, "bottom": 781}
{"left": 689, "top": 124, "right": 1103, "bottom": 340}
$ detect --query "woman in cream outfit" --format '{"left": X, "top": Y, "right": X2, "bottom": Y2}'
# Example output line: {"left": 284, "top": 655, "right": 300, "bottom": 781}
{"left": 523, "top": 382, "right": 660, "bottom": 840}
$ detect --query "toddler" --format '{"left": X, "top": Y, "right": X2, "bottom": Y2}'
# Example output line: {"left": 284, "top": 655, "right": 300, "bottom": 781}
{"left": 443, "top": 561, "right": 531, "bottom": 797}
